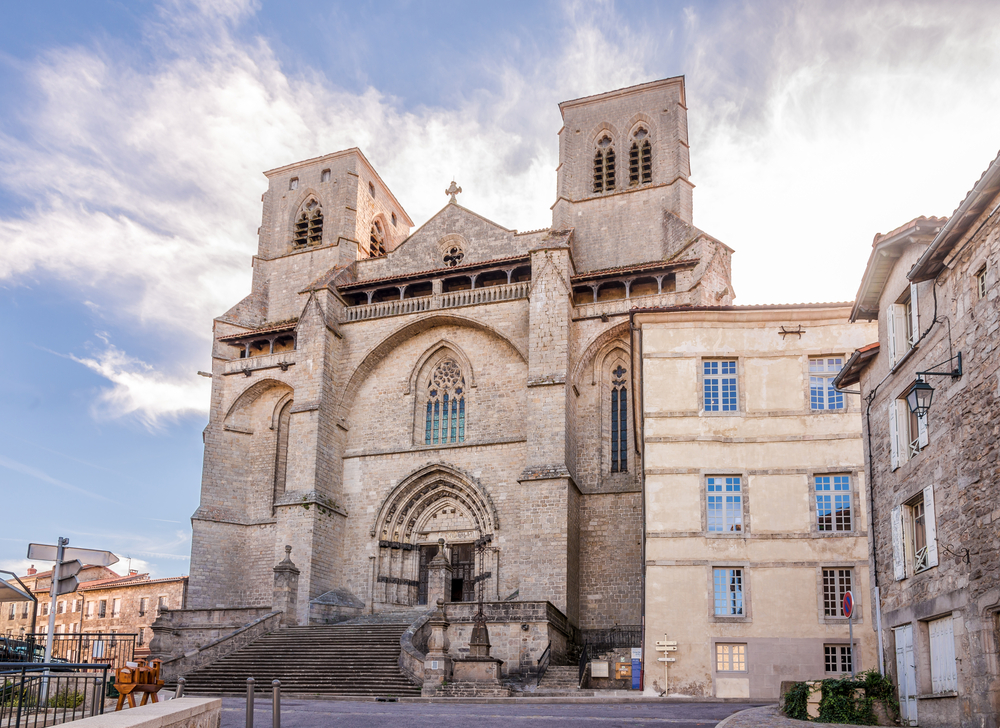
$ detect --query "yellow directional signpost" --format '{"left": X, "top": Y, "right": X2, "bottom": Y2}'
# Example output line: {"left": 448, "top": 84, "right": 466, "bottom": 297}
{"left": 654, "top": 638, "right": 678, "bottom": 694}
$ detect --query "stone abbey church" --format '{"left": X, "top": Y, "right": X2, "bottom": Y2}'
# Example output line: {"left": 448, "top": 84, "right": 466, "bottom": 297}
{"left": 189, "top": 77, "right": 734, "bottom": 632}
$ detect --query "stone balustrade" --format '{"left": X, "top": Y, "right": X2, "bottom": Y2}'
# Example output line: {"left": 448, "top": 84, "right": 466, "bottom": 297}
{"left": 343, "top": 280, "right": 530, "bottom": 323}
{"left": 222, "top": 351, "right": 296, "bottom": 376}
{"left": 573, "top": 290, "right": 690, "bottom": 319}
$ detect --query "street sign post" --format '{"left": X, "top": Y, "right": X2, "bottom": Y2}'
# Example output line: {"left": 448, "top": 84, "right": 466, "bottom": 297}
{"left": 27, "top": 544, "right": 119, "bottom": 567}
{"left": 844, "top": 591, "right": 856, "bottom": 678}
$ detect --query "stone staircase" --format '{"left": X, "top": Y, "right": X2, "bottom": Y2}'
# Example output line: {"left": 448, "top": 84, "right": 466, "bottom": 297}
{"left": 177, "top": 614, "right": 424, "bottom": 698}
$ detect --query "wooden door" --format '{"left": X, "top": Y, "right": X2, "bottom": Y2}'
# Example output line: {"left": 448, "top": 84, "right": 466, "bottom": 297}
{"left": 894, "top": 624, "right": 918, "bottom": 726}
{"left": 417, "top": 544, "right": 438, "bottom": 605}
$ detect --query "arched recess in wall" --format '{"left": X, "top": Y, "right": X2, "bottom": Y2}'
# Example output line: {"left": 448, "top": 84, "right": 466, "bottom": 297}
{"left": 336, "top": 313, "right": 526, "bottom": 423}
{"left": 601, "top": 347, "right": 631, "bottom": 474}
{"left": 223, "top": 378, "right": 293, "bottom": 433}
{"left": 572, "top": 322, "right": 632, "bottom": 387}
{"left": 369, "top": 464, "right": 500, "bottom": 606}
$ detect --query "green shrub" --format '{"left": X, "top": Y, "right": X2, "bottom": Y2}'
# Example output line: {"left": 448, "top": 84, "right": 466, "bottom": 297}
{"left": 781, "top": 670, "right": 900, "bottom": 725}
{"left": 47, "top": 690, "right": 85, "bottom": 709}
{"left": 782, "top": 680, "right": 812, "bottom": 721}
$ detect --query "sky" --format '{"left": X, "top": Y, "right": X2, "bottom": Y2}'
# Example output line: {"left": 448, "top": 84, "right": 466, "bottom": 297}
{"left": 2, "top": 0, "right": 1000, "bottom": 580}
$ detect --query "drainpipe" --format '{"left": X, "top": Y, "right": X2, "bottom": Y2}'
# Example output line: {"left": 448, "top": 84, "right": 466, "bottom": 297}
{"left": 629, "top": 309, "right": 646, "bottom": 692}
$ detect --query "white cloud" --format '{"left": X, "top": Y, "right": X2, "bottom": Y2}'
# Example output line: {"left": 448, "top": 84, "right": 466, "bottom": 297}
{"left": 71, "top": 343, "right": 209, "bottom": 426}
{"left": 0, "top": 454, "right": 113, "bottom": 502}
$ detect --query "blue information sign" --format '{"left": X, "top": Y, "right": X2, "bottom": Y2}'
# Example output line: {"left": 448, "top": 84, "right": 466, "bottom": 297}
{"left": 631, "top": 658, "right": 641, "bottom": 690}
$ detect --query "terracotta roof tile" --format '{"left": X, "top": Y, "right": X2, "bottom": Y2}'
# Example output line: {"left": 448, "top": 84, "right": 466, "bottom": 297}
{"left": 337, "top": 254, "right": 531, "bottom": 290}
{"left": 872, "top": 216, "right": 948, "bottom": 247}
{"left": 218, "top": 319, "right": 298, "bottom": 342}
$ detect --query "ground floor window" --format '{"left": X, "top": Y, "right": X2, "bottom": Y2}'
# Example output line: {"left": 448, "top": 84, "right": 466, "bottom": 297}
{"left": 825, "top": 644, "right": 853, "bottom": 673}
{"left": 716, "top": 643, "right": 746, "bottom": 672}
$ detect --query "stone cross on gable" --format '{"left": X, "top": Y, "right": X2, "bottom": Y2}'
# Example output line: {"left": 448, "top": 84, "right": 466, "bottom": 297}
{"left": 445, "top": 180, "right": 462, "bottom": 204}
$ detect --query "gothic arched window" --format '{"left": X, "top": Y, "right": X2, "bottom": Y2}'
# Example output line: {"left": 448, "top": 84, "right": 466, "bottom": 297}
{"left": 293, "top": 199, "right": 323, "bottom": 246}
{"left": 273, "top": 398, "right": 293, "bottom": 512}
{"left": 593, "top": 135, "right": 616, "bottom": 193}
{"left": 611, "top": 364, "right": 628, "bottom": 472}
{"left": 629, "top": 128, "right": 652, "bottom": 186}
{"left": 369, "top": 219, "right": 387, "bottom": 257}
{"left": 425, "top": 359, "right": 466, "bottom": 445}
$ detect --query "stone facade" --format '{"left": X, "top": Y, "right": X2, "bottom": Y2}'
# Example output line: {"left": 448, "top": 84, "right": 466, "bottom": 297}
{"left": 635, "top": 305, "right": 878, "bottom": 699}
{"left": 2, "top": 566, "right": 187, "bottom": 658}
{"left": 179, "top": 76, "right": 734, "bottom": 664}
{"left": 837, "top": 151, "right": 1000, "bottom": 727}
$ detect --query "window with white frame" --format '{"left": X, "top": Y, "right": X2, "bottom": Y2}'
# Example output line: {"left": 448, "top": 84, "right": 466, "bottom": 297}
{"left": 816, "top": 475, "right": 852, "bottom": 531}
{"left": 976, "top": 265, "right": 988, "bottom": 300}
{"left": 57, "top": 600, "right": 64, "bottom": 614}
{"left": 810, "top": 357, "right": 845, "bottom": 410}
{"left": 822, "top": 568, "right": 853, "bottom": 617}
{"left": 713, "top": 568, "right": 744, "bottom": 616}
{"left": 825, "top": 645, "right": 853, "bottom": 673}
{"left": 704, "top": 360, "right": 738, "bottom": 412}
{"left": 716, "top": 644, "right": 746, "bottom": 671}
{"left": 7, "top": 603, "right": 14, "bottom": 620}
{"left": 707, "top": 477, "right": 742, "bottom": 532}
{"left": 138, "top": 598, "right": 147, "bottom": 616}
{"left": 41, "top": 602, "right": 48, "bottom": 616}
{"left": 891, "top": 486, "right": 939, "bottom": 580}
{"left": 86, "top": 601, "right": 94, "bottom": 618}
{"left": 929, "top": 616, "right": 958, "bottom": 693}
{"left": 887, "top": 284, "right": 920, "bottom": 365}
{"left": 20, "top": 603, "right": 28, "bottom": 619}
{"left": 111, "top": 598, "right": 121, "bottom": 617}
{"left": 889, "top": 396, "right": 927, "bottom": 469}
{"left": 98, "top": 600, "right": 107, "bottom": 618}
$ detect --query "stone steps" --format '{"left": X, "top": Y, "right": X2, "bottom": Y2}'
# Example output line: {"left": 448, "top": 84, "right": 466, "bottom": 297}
{"left": 177, "top": 619, "right": 422, "bottom": 697}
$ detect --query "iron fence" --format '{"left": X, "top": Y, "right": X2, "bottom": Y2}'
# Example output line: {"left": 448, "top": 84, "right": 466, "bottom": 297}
{"left": 0, "top": 663, "right": 110, "bottom": 728}
{"left": 581, "top": 625, "right": 641, "bottom": 653}
{"left": 17, "top": 635, "right": 135, "bottom": 672}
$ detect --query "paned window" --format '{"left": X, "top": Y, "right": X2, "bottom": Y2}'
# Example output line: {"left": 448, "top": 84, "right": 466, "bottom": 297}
{"left": 41, "top": 603, "right": 49, "bottom": 616}
{"left": 593, "top": 135, "right": 615, "bottom": 193}
{"left": 816, "top": 475, "right": 852, "bottom": 531}
{"left": 85, "top": 601, "right": 93, "bottom": 618}
{"left": 112, "top": 598, "right": 121, "bottom": 617}
{"left": 293, "top": 199, "right": 323, "bottom": 246}
{"left": 825, "top": 645, "right": 853, "bottom": 673}
{"left": 369, "top": 219, "right": 387, "bottom": 257}
{"left": 810, "top": 357, "right": 845, "bottom": 410}
{"left": 425, "top": 359, "right": 466, "bottom": 445}
{"left": 707, "top": 477, "right": 742, "bottom": 532}
{"left": 98, "top": 600, "right": 107, "bottom": 618}
{"left": 610, "top": 365, "right": 628, "bottom": 473}
{"left": 716, "top": 644, "right": 746, "bottom": 672}
{"left": 7, "top": 603, "right": 13, "bottom": 620}
{"left": 911, "top": 494, "right": 929, "bottom": 573}
{"left": 57, "top": 600, "right": 65, "bottom": 614}
{"left": 628, "top": 128, "right": 652, "bottom": 185}
{"left": 139, "top": 598, "right": 147, "bottom": 616}
{"left": 21, "top": 603, "right": 28, "bottom": 618}
{"left": 823, "top": 568, "right": 853, "bottom": 617}
{"left": 704, "top": 360, "right": 738, "bottom": 412}
{"left": 713, "top": 568, "right": 744, "bottom": 616}
{"left": 977, "top": 266, "right": 988, "bottom": 300}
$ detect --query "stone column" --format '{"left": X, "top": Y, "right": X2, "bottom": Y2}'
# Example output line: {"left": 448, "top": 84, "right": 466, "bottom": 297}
{"left": 426, "top": 539, "right": 453, "bottom": 606}
{"left": 422, "top": 599, "right": 452, "bottom": 694}
{"left": 273, "top": 545, "right": 300, "bottom": 626}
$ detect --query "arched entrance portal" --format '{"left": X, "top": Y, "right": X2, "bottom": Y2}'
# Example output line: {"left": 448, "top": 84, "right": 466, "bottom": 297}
{"left": 370, "top": 465, "right": 499, "bottom": 607}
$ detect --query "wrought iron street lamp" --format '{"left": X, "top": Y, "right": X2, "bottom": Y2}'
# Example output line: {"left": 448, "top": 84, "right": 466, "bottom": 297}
{"left": 904, "top": 352, "right": 963, "bottom": 418}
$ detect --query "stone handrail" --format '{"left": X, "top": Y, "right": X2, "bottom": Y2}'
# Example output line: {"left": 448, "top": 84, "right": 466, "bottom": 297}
{"left": 573, "top": 290, "right": 689, "bottom": 319}
{"left": 344, "top": 281, "right": 530, "bottom": 323}
{"left": 158, "top": 610, "right": 282, "bottom": 683}
{"left": 223, "top": 351, "right": 296, "bottom": 376}
{"left": 69, "top": 698, "right": 221, "bottom": 728}
{"left": 399, "top": 608, "right": 434, "bottom": 687}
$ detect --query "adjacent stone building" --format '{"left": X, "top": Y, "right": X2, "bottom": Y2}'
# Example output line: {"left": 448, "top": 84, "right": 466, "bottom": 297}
{"left": 2, "top": 565, "right": 188, "bottom": 659}
{"left": 835, "top": 151, "right": 1000, "bottom": 727}
{"left": 633, "top": 304, "right": 878, "bottom": 699}
{"left": 176, "top": 77, "right": 734, "bottom": 670}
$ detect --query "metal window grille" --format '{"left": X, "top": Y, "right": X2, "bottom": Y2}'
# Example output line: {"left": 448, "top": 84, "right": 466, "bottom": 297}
{"left": 707, "top": 477, "right": 742, "bottom": 532}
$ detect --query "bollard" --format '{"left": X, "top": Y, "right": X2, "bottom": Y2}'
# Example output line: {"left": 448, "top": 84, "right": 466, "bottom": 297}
{"left": 271, "top": 679, "right": 281, "bottom": 728}
{"left": 246, "top": 677, "right": 255, "bottom": 728}
{"left": 175, "top": 677, "right": 186, "bottom": 700}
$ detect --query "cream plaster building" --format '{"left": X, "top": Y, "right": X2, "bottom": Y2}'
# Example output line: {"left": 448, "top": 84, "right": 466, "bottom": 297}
{"left": 633, "top": 305, "right": 878, "bottom": 699}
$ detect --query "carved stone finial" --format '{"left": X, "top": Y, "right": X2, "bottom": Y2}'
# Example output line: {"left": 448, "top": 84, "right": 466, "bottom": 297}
{"left": 285, "top": 545, "right": 292, "bottom": 557}
{"left": 445, "top": 180, "right": 462, "bottom": 204}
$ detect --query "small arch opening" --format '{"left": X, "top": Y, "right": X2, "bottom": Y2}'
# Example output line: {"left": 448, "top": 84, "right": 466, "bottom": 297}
{"left": 369, "top": 219, "right": 387, "bottom": 257}
{"left": 631, "top": 277, "right": 658, "bottom": 298}
{"left": 443, "top": 276, "right": 472, "bottom": 293}
{"left": 346, "top": 292, "right": 369, "bottom": 307}
{"left": 476, "top": 270, "right": 508, "bottom": 288}
{"left": 573, "top": 285, "right": 595, "bottom": 306}
{"left": 404, "top": 282, "right": 433, "bottom": 299}
{"left": 661, "top": 274, "right": 676, "bottom": 293}
{"left": 511, "top": 265, "right": 532, "bottom": 283}
{"left": 371, "top": 287, "right": 400, "bottom": 304}
{"left": 249, "top": 339, "right": 270, "bottom": 357}
{"left": 272, "top": 335, "right": 295, "bottom": 353}
{"left": 597, "top": 281, "right": 626, "bottom": 301}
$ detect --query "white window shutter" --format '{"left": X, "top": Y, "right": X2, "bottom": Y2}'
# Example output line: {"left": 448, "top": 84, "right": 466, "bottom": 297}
{"left": 893, "top": 304, "right": 909, "bottom": 357}
{"left": 910, "top": 283, "right": 920, "bottom": 344}
{"left": 918, "top": 410, "right": 929, "bottom": 449}
{"left": 886, "top": 304, "right": 898, "bottom": 364}
{"left": 924, "top": 485, "right": 938, "bottom": 567}
{"left": 889, "top": 402, "right": 900, "bottom": 470}
{"left": 891, "top": 505, "right": 906, "bottom": 580}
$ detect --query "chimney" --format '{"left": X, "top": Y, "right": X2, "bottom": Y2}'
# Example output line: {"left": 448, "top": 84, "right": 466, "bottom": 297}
{"left": 26, "top": 565, "right": 36, "bottom": 576}
{"left": 129, "top": 570, "right": 138, "bottom": 576}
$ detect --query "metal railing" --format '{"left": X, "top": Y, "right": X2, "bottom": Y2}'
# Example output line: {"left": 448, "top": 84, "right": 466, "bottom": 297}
{"left": 0, "top": 663, "right": 110, "bottom": 728}
{"left": 535, "top": 641, "right": 551, "bottom": 688}
{"left": 578, "top": 644, "right": 589, "bottom": 687}
{"left": 582, "top": 625, "right": 641, "bottom": 653}
{"left": 20, "top": 634, "right": 135, "bottom": 671}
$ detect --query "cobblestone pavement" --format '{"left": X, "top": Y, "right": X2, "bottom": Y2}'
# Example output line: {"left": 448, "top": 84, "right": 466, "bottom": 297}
{"left": 220, "top": 698, "right": 765, "bottom": 728}
{"left": 717, "top": 704, "right": 874, "bottom": 728}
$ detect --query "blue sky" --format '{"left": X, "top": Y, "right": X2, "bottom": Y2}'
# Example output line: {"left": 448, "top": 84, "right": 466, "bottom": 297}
{"left": 2, "top": 0, "right": 1000, "bottom": 579}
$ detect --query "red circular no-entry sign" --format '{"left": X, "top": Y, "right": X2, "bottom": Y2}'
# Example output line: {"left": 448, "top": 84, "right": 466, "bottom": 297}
{"left": 843, "top": 590, "right": 854, "bottom": 619}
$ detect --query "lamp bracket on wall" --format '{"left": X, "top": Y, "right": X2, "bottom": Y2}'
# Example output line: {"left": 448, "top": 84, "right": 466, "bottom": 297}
{"left": 778, "top": 325, "right": 805, "bottom": 339}
{"left": 915, "top": 351, "right": 963, "bottom": 380}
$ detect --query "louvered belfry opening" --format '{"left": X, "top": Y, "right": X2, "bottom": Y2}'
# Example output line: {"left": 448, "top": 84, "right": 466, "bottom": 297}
{"left": 370, "top": 219, "right": 387, "bottom": 257}
{"left": 293, "top": 199, "right": 323, "bottom": 246}
{"left": 593, "top": 135, "right": 615, "bottom": 193}
{"left": 629, "top": 128, "right": 651, "bottom": 186}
